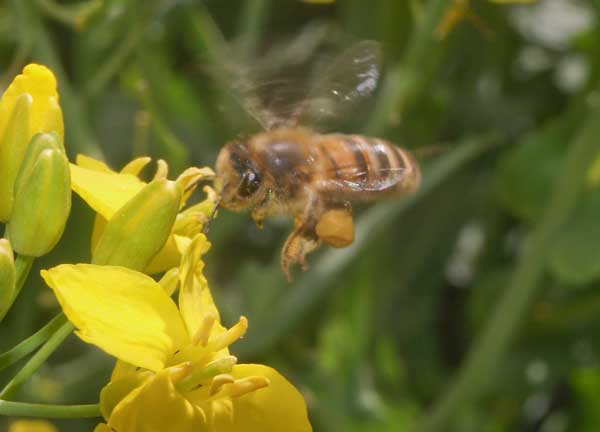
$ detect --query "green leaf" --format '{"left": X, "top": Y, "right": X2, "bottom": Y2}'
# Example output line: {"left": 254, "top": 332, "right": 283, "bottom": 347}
{"left": 496, "top": 112, "right": 579, "bottom": 222}
{"left": 571, "top": 368, "right": 600, "bottom": 431}
{"left": 547, "top": 187, "right": 600, "bottom": 285}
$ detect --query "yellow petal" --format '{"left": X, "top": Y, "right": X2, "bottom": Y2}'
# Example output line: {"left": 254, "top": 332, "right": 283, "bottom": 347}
{"left": 178, "top": 235, "right": 225, "bottom": 340}
{"left": 111, "top": 359, "right": 139, "bottom": 381}
{"left": 94, "top": 424, "right": 112, "bottom": 432}
{"left": 108, "top": 369, "right": 206, "bottom": 432}
{"left": 121, "top": 156, "right": 152, "bottom": 176}
{"left": 90, "top": 214, "right": 107, "bottom": 257}
{"left": 70, "top": 163, "right": 145, "bottom": 220}
{"left": 76, "top": 154, "right": 113, "bottom": 173}
{"left": 100, "top": 369, "right": 153, "bottom": 419}
{"left": 144, "top": 234, "right": 182, "bottom": 274}
{"left": 9, "top": 420, "right": 58, "bottom": 432}
{"left": 203, "top": 364, "right": 312, "bottom": 432}
{"left": 41, "top": 264, "right": 189, "bottom": 371}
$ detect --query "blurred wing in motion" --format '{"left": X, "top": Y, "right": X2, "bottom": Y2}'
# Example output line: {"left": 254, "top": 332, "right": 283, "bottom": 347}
{"left": 231, "top": 76, "right": 309, "bottom": 130}
{"left": 293, "top": 40, "right": 382, "bottom": 130}
{"left": 219, "top": 36, "right": 382, "bottom": 131}
{"left": 225, "top": 22, "right": 341, "bottom": 130}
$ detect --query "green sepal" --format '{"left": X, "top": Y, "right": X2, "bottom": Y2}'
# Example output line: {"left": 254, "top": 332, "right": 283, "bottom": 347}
{"left": 92, "top": 179, "right": 182, "bottom": 271}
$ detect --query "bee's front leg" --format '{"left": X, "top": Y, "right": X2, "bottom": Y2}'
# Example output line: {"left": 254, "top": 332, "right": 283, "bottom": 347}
{"left": 251, "top": 189, "right": 274, "bottom": 229}
{"left": 281, "top": 193, "right": 322, "bottom": 282}
{"left": 251, "top": 207, "right": 267, "bottom": 229}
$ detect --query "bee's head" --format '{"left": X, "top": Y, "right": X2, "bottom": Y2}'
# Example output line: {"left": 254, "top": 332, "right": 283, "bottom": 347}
{"left": 215, "top": 140, "right": 265, "bottom": 211}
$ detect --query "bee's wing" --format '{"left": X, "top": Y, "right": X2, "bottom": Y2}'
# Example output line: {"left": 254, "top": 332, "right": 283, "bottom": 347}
{"left": 292, "top": 40, "right": 382, "bottom": 130}
{"left": 220, "top": 22, "right": 340, "bottom": 130}
{"left": 317, "top": 164, "right": 412, "bottom": 193}
{"left": 231, "top": 76, "right": 309, "bottom": 130}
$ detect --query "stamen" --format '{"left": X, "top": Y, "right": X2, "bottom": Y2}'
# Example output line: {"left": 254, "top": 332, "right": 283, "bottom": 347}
{"left": 208, "top": 316, "right": 248, "bottom": 352}
{"left": 176, "top": 356, "right": 237, "bottom": 393}
{"left": 193, "top": 312, "right": 217, "bottom": 346}
{"left": 176, "top": 167, "right": 215, "bottom": 192}
{"left": 158, "top": 268, "right": 179, "bottom": 296}
{"left": 215, "top": 376, "right": 270, "bottom": 399}
{"left": 209, "top": 374, "right": 235, "bottom": 395}
{"left": 166, "top": 361, "right": 193, "bottom": 384}
{"left": 153, "top": 159, "right": 169, "bottom": 180}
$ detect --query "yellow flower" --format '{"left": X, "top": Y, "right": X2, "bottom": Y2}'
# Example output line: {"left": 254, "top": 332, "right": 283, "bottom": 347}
{"left": 41, "top": 234, "right": 312, "bottom": 432}
{"left": 0, "top": 64, "right": 64, "bottom": 222}
{"left": 9, "top": 419, "right": 58, "bottom": 432}
{"left": 69, "top": 154, "right": 216, "bottom": 274}
{"left": 437, "top": 0, "right": 537, "bottom": 39}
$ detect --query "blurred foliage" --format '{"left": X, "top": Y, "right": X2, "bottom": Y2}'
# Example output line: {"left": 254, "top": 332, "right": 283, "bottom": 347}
{"left": 2, "top": 0, "right": 600, "bottom": 431}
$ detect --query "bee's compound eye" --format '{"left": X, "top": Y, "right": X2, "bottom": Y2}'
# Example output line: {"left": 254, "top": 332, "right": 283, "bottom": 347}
{"left": 238, "top": 169, "right": 261, "bottom": 197}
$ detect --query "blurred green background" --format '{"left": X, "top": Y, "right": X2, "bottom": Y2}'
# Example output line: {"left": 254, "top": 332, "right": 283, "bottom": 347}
{"left": 2, "top": 0, "right": 600, "bottom": 431}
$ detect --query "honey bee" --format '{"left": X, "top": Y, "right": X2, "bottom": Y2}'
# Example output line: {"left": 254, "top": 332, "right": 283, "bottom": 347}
{"left": 213, "top": 41, "right": 421, "bottom": 281}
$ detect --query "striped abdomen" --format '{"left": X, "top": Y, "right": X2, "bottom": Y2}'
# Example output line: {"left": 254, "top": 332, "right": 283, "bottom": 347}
{"left": 312, "top": 134, "right": 421, "bottom": 200}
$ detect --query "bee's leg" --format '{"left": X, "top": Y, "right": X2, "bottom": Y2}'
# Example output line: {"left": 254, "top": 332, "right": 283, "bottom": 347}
{"left": 251, "top": 207, "right": 267, "bottom": 229}
{"left": 281, "top": 194, "right": 322, "bottom": 282}
{"left": 251, "top": 191, "right": 273, "bottom": 229}
{"left": 281, "top": 220, "right": 320, "bottom": 282}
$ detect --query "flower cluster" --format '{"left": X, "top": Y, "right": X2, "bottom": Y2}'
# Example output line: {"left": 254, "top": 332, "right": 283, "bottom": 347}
{"left": 0, "top": 64, "right": 312, "bottom": 431}
{"left": 0, "top": 64, "right": 70, "bottom": 322}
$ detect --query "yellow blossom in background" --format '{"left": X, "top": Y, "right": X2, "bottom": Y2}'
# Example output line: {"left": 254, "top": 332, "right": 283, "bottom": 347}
{"left": 69, "top": 154, "right": 216, "bottom": 273}
{"left": 437, "top": 0, "right": 537, "bottom": 39}
{"left": 41, "top": 234, "right": 312, "bottom": 432}
{"left": 0, "top": 64, "right": 64, "bottom": 222}
{"left": 9, "top": 419, "right": 58, "bottom": 432}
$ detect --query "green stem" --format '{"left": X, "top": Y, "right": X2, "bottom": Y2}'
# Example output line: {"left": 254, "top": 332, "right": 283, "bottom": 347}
{"left": 416, "top": 102, "right": 600, "bottom": 432}
{"left": 35, "top": 0, "right": 102, "bottom": 29}
{"left": 0, "top": 400, "right": 100, "bottom": 418}
{"left": 365, "top": 0, "right": 452, "bottom": 135}
{"left": 0, "top": 313, "right": 67, "bottom": 372}
{"left": 237, "top": 0, "right": 270, "bottom": 59}
{"left": 0, "top": 321, "right": 74, "bottom": 400}
{"left": 184, "top": 3, "right": 229, "bottom": 64}
{"left": 237, "top": 134, "right": 499, "bottom": 357}
{"left": 84, "top": 15, "right": 146, "bottom": 97}
{"left": 0, "top": 255, "right": 34, "bottom": 322}
{"left": 13, "top": 255, "right": 34, "bottom": 300}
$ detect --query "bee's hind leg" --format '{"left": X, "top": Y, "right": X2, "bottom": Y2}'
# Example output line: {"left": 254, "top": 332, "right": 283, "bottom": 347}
{"left": 281, "top": 192, "right": 322, "bottom": 282}
{"left": 281, "top": 219, "right": 321, "bottom": 282}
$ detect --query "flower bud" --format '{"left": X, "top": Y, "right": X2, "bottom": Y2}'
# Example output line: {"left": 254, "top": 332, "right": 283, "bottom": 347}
{"left": 0, "top": 239, "right": 16, "bottom": 321}
{"left": 7, "top": 133, "right": 71, "bottom": 257}
{"left": 0, "top": 64, "right": 64, "bottom": 222}
{"left": 0, "top": 94, "right": 32, "bottom": 222}
{"left": 92, "top": 179, "right": 183, "bottom": 271}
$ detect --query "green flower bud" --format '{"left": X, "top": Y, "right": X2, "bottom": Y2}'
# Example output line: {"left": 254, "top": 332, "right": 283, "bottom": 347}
{"left": 7, "top": 133, "right": 71, "bottom": 257}
{"left": 93, "top": 179, "right": 183, "bottom": 271}
{"left": 0, "top": 94, "right": 32, "bottom": 222}
{"left": 0, "top": 239, "right": 16, "bottom": 321}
